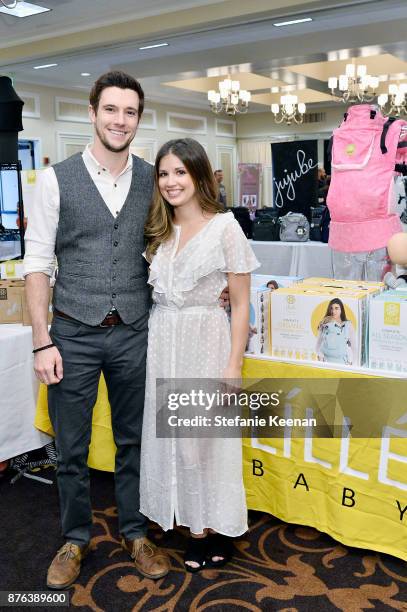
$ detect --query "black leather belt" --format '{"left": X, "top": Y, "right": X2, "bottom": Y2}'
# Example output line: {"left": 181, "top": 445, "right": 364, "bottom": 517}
{"left": 54, "top": 309, "right": 122, "bottom": 327}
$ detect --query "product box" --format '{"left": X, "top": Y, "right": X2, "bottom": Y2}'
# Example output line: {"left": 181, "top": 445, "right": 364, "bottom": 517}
{"left": 271, "top": 286, "right": 369, "bottom": 367}
{"left": 0, "top": 280, "right": 24, "bottom": 323}
{"left": 369, "top": 291, "right": 407, "bottom": 372}
{"left": 299, "top": 279, "right": 383, "bottom": 365}
{"left": 251, "top": 274, "right": 302, "bottom": 289}
{"left": 22, "top": 288, "right": 53, "bottom": 326}
{"left": 300, "top": 277, "right": 384, "bottom": 292}
{"left": 246, "top": 287, "right": 271, "bottom": 355}
{"left": 0, "top": 259, "right": 24, "bottom": 280}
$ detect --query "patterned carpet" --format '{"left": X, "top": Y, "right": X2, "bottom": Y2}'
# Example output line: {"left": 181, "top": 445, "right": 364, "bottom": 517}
{"left": 2, "top": 468, "right": 406, "bottom": 611}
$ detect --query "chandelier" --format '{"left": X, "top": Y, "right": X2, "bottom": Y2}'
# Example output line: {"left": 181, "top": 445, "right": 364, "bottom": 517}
{"left": 328, "top": 64, "right": 379, "bottom": 103}
{"left": 271, "top": 95, "right": 306, "bottom": 125}
{"left": 208, "top": 77, "right": 251, "bottom": 115}
{"left": 378, "top": 84, "right": 407, "bottom": 117}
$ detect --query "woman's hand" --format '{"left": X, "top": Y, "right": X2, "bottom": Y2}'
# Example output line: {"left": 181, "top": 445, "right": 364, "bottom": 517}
{"left": 221, "top": 364, "right": 242, "bottom": 401}
{"left": 222, "top": 364, "right": 242, "bottom": 382}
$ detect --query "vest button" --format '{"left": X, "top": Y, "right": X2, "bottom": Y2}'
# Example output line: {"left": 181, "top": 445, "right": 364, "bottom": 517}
{"left": 114, "top": 223, "right": 119, "bottom": 229}
{"left": 112, "top": 275, "right": 116, "bottom": 280}
{"left": 114, "top": 241, "right": 118, "bottom": 247}
{"left": 113, "top": 259, "right": 117, "bottom": 264}
{"left": 112, "top": 293, "right": 116, "bottom": 298}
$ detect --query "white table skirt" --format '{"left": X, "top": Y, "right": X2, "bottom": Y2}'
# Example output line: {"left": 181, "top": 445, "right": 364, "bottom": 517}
{"left": 0, "top": 324, "right": 51, "bottom": 461}
{"left": 0, "top": 240, "right": 21, "bottom": 262}
{"left": 250, "top": 240, "right": 334, "bottom": 278}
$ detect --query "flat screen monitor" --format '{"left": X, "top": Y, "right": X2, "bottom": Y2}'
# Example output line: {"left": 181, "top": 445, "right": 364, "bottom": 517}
{"left": 0, "top": 165, "right": 19, "bottom": 229}
{"left": 0, "top": 163, "right": 23, "bottom": 261}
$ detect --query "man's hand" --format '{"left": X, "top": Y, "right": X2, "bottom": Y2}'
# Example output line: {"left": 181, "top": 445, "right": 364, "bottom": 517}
{"left": 219, "top": 286, "right": 230, "bottom": 310}
{"left": 34, "top": 346, "right": 63, "bottom": 385}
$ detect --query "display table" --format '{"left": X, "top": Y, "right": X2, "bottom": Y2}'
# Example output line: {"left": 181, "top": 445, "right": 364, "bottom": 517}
{"left": 249, "top": 240, "right": 334, "bottom": 277}
{"left": 0, "top": 240, "right": 21, "bottom": 262}
{"left": 243, "top": 356, "right": 406, "bottom": 563}
{"left": 0, "top": 324, "right": 51, "bottom": 462}
{"left": 34, "top": 355, "right": 406, "bottom": 562}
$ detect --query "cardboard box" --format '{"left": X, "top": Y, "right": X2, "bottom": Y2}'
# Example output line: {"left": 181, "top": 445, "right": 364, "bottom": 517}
{"left": 0, "top": 280, "right": 24, "bottom": 323}
{"left": 246, "top": 287, "right": 271, "bottom": 356}
{"left": 22, "top": 288, "right": 53, "bottom": 326}
{"left": 271, "top": 286, "right": 369, "bottom": 367}
{"left": 369, "top": 290, "right": 407, "bottom": 372}
{"left": 299, "top": 279, "right": 383, "bottom": 365}
{"left": 300, "top": 277, "right": 384, "bottom": 292}
{"left": 0, "top": 260, "right": 24, "bottom": 280}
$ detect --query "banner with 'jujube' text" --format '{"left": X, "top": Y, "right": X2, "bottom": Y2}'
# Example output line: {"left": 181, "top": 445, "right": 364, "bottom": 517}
{"left": 272, "top": 140, "right": 318, "bottom": 217}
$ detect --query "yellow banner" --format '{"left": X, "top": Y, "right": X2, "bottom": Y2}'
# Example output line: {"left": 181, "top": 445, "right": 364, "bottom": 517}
{"left": 242, "top": 358, "right": 407, "bottom": 562}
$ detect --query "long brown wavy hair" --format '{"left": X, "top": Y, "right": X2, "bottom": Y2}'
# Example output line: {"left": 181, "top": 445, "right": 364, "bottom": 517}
{"left": 144, "top": 138, "right": 224, "bottom": 261}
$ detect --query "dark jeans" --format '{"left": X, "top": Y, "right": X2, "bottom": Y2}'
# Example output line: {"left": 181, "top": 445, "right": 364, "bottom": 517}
{"left": 48, "top": 313, "right": 148, "bottom": 546}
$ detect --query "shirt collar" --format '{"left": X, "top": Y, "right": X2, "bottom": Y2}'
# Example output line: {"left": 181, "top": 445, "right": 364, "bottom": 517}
{"left": 83, "top": 143, "right": 133, "bottom": 176}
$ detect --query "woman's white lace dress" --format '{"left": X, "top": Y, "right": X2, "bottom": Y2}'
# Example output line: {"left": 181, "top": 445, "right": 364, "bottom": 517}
{"left": 140, "top": 212, "right": 259, "bottom": 536}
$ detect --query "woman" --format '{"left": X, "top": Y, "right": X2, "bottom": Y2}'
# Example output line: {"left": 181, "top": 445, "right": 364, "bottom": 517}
{"left": 316, "top": 298, "right": 356, "bottom": 365}
{"left": 140, "top": 138, "right": 259, "bottom": 572}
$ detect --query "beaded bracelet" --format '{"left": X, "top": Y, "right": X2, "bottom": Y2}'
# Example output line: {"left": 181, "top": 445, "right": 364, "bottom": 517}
{"left": 32, "top": 343, "right": 55, "bottom": 354}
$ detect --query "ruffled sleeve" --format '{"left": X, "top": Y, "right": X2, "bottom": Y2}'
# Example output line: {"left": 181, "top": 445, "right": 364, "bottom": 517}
{"left": 221, "top": 215, "right": 260, "bottom": 273}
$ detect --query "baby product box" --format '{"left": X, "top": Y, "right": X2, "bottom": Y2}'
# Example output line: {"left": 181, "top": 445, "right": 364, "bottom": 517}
{"left": 369, "top": 291, "right": 407, "bottom": 373}
{"left": 251, "top": 274, "right": 302, "bottom": 289}
{"left": 271, "top": 286, "right": 369, "bottom": 367}
{"left": 299, "top": 279, "right": 383, "bottom": 365}
{"left": 0, "top": 279, "right": 24, "bottom": 323}
{"left": 300, "top": 277, "right": 384, "bottom": 292}
{"left": 246, "top": 287, "right": 271, "bottom": 355}
{"left": 0, "top": 259, "right": 24, "bottom": 280}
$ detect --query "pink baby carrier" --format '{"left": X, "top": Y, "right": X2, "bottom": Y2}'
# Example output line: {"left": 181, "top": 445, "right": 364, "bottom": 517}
{"left": 327, "top": 104, "right": 407, "bottom": 252}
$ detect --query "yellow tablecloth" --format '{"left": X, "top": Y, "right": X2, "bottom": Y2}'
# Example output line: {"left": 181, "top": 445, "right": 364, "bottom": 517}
{"left": 35, "top": 358, "right": 407, "bottom": 561}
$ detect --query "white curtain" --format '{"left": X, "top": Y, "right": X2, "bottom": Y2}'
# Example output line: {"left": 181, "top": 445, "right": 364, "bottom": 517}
{"left": 237, "top": 140, "right": 271, "bottom": 165}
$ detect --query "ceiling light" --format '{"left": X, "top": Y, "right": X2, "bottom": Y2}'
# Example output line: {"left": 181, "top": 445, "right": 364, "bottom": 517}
{"left": 208, "top": 76, "right": 251, "bottom": 116}
{"left": 378, "top": 84, "right": 407, "bottom": 117}
{"left": 328, "top": 62, "right": 379, "bottom": 103}
{"left": 81, "top": 72, "right": 91, "bottom": 76}
{"left": 271, "top": 94, "right": 306, "bottom": 125}
{"left": 138, "top": 42, "right": 168, "bottom": 50}
{"left": 0, "top": 1, "right": 50, "bottom": 17}
{"left": 33, "top": 63, "right": 57, "bottom": 70}
{"left": 273, "top": 17, "right": 312, "bottom": 27}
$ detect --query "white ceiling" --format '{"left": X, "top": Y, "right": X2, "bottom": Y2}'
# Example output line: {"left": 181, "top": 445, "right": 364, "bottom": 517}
{"left": 1, "top": 0, "right": 407, "bottom": 112}
{"left": 0, "top": 0, "right": 223, "bottom": 46}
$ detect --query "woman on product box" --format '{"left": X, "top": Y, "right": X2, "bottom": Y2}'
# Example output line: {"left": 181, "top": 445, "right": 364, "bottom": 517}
{"left": 316, "top": 298, "right": 356, "bottom": 365}
{"left": 140, "top": 138, "right": 259, "bottom": 572}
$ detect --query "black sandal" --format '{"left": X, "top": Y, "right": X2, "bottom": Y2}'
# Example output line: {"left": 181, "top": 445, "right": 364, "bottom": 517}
{"left": 206, "top": 533, "right": 233, "bottom": 568}
{"left": 183, "top": 536, "right": 208, "bottom": 573}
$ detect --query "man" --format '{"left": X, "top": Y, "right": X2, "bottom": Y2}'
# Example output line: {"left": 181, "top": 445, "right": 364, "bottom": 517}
{"left": 214, "top": 169, "right": 227, "bottom": 207}
{"left": 24, "top": 71, "right": 170, "bottom": 589}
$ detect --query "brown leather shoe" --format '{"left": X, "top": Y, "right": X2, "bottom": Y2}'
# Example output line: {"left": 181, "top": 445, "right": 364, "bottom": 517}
{"left": 122, "top": 536, "right": 169, "bottom": 579}
{"left": 46, "top": 542, "right": 89, "bottom": 590}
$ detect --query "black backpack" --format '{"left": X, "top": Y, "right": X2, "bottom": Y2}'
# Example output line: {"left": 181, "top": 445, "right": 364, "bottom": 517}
{"left": 252, "top": 216, "right": 280, "bottom": 241}
{"left": 309, "top": 205, "right": 326, "bottom": 241}
{"left": 230, "top": 207, "right": 252, "bottom": 238}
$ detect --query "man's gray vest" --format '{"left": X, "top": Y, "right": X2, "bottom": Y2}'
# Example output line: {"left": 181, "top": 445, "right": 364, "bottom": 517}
{"left": 52, "top": 153, "right": 153, "bottom": 325}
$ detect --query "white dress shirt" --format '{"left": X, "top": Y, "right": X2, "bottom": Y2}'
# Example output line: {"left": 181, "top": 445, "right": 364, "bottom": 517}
{"left": 23, "top": 144, "right": 133, "bottom": 277}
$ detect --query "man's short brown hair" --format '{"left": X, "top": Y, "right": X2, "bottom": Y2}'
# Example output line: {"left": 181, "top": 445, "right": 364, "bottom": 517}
{"left": 89, "top": 70, "right": 145, "bottom": 118}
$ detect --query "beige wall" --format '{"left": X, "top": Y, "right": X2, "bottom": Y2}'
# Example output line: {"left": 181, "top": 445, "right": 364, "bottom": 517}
{"left": 15, "top": 81, "right": 237, "bottom": 171}
{"left": 236, "top": 106, "right": 345, "bottom": 142}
